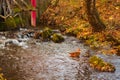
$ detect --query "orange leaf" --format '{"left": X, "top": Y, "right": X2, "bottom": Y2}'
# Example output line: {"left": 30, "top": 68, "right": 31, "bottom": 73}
{"left": 69, "top": 48, "right": 81, "bottom": 57}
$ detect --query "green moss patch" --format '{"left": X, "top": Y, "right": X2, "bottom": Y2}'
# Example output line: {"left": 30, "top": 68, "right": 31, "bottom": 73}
{"left": 51, "top": 33, "right": 64, "bottom": 43}
{"left": 41, "top": 27, "right": 53, "bottom": 41}
{"left": 33, "top": 27, "right": 65, "bottom": 43}
{"left": 89, "top": 56, "right": 115, "bottom": 72}
{"left": 33, "top": 27, "right": 53, "bottom": 40}
{"left": 0, "top": 16, "right": 23, "bottom": 31}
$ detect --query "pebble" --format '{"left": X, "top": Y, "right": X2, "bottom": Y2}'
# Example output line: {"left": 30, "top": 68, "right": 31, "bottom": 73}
{"left": 1, "top": 36, "right": 6, "bottom": 40}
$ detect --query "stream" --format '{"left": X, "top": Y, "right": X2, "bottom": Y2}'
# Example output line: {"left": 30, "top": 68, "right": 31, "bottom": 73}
{"left": 0, "top": 28, "right": 120, "bottom": 80}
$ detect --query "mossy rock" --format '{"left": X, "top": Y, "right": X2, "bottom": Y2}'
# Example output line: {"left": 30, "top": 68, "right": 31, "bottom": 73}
{"left": 51, "top": 33, "right": 64, "bottom": 43}
{"left": 41, "top": 27, "right": 53, "bottom": 41}
{"left": 89, "top": 56, "right": 115, "bottom": 72}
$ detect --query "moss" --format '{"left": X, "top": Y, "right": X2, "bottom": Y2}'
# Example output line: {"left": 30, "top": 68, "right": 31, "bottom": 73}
{"left": 89, "top": 56, "right": 115, "bottom": 72}
{"left": 14, "top": 16, "right": 24, "bottom": 27}
{"left": 51, "top": 33, "right": 64, "bottom": 43}
{"left": 0, "top": 17, "right": 16, "bottom": 31}
{"left": 13, "top": 7, "right": 22, "bottom": 13}
{"left": 33, "top": 28, "right": 64, "bottom": 42}
{"left": 0, "top": 16, "right": 23, "bottom": 31}
{"left": 5, "top": 17, "right": 16, "bottom": 28}
{"left": 41, "top": 27, "right": 53, "bottom": 41}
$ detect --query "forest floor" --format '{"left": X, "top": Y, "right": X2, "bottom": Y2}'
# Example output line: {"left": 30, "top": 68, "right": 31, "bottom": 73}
{"left": 40, "top": 0, "right": 120, "bottom": 55}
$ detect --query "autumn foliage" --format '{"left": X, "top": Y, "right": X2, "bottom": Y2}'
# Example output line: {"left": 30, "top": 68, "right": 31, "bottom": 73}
{"left": 40, "top": 0, "right": 120, "bottom": 55}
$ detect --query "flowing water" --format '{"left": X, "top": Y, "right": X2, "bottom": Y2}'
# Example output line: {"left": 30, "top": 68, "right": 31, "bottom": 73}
{"left": 0, "top": 29, "right": 120, "bottom": 80}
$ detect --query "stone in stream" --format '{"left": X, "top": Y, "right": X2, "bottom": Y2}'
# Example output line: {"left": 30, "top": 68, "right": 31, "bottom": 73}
{"left": 1, "top": 36, "right": 6, "bottom": 40}
{"left": 4, "top": 39, "right": 20, "bottom": 46}
{"left": 3, "top": 39, "right": 28, "bottom": 49}
{"left": 51, "top": 33, "right": 64, "bottom": 43}
{"left": 83, "top": 50, "right": 91, "bottom": 57}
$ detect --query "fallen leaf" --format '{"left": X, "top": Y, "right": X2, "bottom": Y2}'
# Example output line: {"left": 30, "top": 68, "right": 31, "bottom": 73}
{"left": 69, "top": 48, "right": 80, "bottom": 57}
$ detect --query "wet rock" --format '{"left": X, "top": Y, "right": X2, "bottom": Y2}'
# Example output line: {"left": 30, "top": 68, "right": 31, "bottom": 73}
{"left": 51, "top": 33, "right": 64, "bottom": 43}
{"left": 4, "top": 39, "right": 20, "bottom": 46}
{"left": 41, "top": 27, "right": 53, "bottom": 41}
{"left": 2, "top": 39, "right": 28, "bottom": 49}
{"left": 52, "top": 30, "right": 60, "bottom": 33}
{"left": 17, "top": 29, "right": 34, "bottom": 39}
{"left": 83, "top": 50, "right": 91, "bottom": 57}
{"left": 89, "top": 55, "right": 116, "bottom": 72}
{"left": 19, "top": 28, "right": 27, "bottom": 31}
{"left": 0, "top": 40, "right": 3, "bottom": 44}
{"left": 1, "top": 36, "right": 6, "bottom": 40}
{"left": 33, "top": 31, "right": 42, "bottom": 39}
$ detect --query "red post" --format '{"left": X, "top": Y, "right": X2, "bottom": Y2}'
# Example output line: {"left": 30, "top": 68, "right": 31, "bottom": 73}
{"left": 31, "top": 0, "right": 36, "bottom": 27}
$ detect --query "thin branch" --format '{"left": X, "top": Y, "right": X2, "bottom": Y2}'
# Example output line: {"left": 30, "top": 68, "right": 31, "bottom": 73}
{"left": 0, "top": 14, "right": 11, "bottom": 19}
{"left": 20, "top": 0, "right": 30, "bottom": 8}
{"left": 13, "top": 0, "right": 22, "bottom": 9}
{"left": 6, "top": 0, "right": 12, "bottom": 14}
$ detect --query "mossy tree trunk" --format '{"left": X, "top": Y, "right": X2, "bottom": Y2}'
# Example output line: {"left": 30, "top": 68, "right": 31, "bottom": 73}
{"left": 85, "top": 0, "right": 106, "bottom": 32}
{"left": 0, "top": 0, "right": 27, "bottom": 30}
{"left": 0, "top": 0, "right": 52, "bottom": 29}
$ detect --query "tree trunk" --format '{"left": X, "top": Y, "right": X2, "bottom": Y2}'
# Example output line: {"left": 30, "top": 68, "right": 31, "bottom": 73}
{"left": 85, "top": 0, "right": 106, "bottom": 32}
